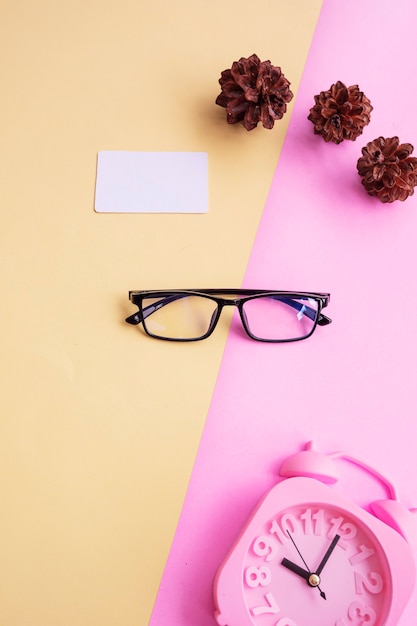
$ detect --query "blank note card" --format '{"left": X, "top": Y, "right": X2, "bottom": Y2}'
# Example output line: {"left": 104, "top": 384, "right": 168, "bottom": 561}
{"left": 94, "top": 151, "right": 208, "bottom": 213}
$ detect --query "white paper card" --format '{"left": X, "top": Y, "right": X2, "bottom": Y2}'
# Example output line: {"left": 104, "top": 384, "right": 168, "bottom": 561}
{"left": 94, "top": 151, "right": 208, "bottom": 213}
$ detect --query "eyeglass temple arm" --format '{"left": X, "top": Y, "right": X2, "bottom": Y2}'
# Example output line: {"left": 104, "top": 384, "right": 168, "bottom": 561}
{"left": 125, "top": 294, "right": 331, "bottom": 326}
{"left": 317, "top": 313, "right": 332, "bottom": 326}
{"left": 277, "top": 297, "right": 331, "bottom": 324}
{"left": 125, "top": 294, "right": 185, "bottom": 325}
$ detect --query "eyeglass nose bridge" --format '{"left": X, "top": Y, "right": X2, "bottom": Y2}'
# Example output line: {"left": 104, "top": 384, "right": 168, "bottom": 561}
{"left": 210, "top": 298, "right": 249, "bottom": 336}
{"left": 217, "top": 297, "right": 241, "bottom": 307}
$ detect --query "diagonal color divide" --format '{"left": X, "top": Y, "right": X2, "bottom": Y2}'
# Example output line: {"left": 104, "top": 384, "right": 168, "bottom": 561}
{"left": 149, "top": 1, "right": 417, "bottom": 624}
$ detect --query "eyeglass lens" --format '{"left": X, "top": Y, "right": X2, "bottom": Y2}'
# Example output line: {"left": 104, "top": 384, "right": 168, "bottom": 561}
{"left": 142, "top": 295, "right": 218, "bottom": 340}
{"left": 140, "top": 294, "right": 320, "bottom": 341}
{"left": 242, "top": 296, "right": 319, "bottom": 340}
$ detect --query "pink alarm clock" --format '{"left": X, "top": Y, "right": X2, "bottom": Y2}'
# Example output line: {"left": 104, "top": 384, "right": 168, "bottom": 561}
{"left": 213, "top": 442, "right": 417, "bottom": 626}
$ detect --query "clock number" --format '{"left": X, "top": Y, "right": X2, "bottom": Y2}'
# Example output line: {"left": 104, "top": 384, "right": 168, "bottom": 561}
{"left": 281, "top": 513, "right": 298, "bottom": 535}
{"left": 245, "top": 565, "right": 271, "bottom": 588}
{"left": 336, "top": 601, "right": 377, "bottom": 626}
{"left": 251, "top": 591, "right": 280, "bottom": 616}
{"left": 354, "top": 571, "right": 383, "bottom": 595}
{"left": 347, "top": 600, "right": 376, "bottom": 625}
{"left": 300, "top": 508, "right": 324, "bottom": 536}
{"left": 269, "top": 513, "right": 299, "bottom": 543}
{"left": 253, "top": 535, "right": 279, "bottom": 561}
{"left": 327, "top": 516, "right": 357, "bottom": 549}
{"left": 275, "top": 619, "right": 297, "bottom": 626}
{"left": 349, "top": 544, "right": 375, "bottom": 566}
{"left": 269, "top": 520, "right": 287, "bottom": 544}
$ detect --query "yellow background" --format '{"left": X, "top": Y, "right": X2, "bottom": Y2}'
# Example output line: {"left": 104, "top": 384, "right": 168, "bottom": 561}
{"left": 1, "top": 1, "right": 322, "bottom": 624}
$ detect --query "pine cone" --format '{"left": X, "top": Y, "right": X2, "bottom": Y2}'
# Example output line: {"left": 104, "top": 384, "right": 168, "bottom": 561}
{"left": 215, "top": 53, "right": 293, "bottom": 131}
{"left": 357, "top": 136, "right": 417, "bottom": 203}
{"left": 308, "top": 81, "right": 373, "bottom": 144}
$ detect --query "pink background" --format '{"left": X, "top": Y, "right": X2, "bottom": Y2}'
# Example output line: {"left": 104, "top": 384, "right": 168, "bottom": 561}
{"left": 150, "top": 0, "right": 417, "bottom": 624}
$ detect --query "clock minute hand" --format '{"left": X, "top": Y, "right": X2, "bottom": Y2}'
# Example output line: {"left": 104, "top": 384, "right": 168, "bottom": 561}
{"left": 285, "top": 530, "right": 311, "bottom": 572}
{"left": 316, "top": 534, "right": 340, "bottom": 576}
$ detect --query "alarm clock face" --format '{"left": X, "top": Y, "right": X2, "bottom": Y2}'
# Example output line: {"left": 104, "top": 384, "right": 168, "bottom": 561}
{"left": 240, "top": 503, "right": 391, "bottom": 626}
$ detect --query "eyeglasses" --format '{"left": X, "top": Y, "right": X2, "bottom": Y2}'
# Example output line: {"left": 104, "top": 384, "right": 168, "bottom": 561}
{"left": 125, "top": 289, "right": 331, "bottom": 342}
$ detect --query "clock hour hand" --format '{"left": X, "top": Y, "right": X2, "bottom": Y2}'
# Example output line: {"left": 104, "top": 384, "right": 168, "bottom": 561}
{"left": 316, "top": 534, "right": 340, "bottom": 576}
{"left": 281, "top": 558, "right": 310, "bottom": 581}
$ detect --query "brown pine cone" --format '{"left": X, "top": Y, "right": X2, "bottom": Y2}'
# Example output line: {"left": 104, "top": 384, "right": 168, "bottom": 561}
{"left": 215, "top": 53, "right": 293, "bottom": 131}
{"left": 357, "top": 137, "right": 417, "bottom": 203}
{"left": 308, "top": 81, "right": 373, "bottom": 144}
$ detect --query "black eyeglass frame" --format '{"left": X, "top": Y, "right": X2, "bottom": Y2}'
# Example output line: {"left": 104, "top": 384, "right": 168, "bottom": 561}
{"left": 125, "top": 289, "right": 331, "bottom": 343}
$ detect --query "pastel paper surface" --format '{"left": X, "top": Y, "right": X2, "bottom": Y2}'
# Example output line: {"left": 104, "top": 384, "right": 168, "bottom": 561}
{"left": 95, "top": 151, "right": 208, "bottom": 213}
{"left": 150, "top": 0, "right": 417, "bottom": 624}
{"left": 0, "top": 2, "right": 322, "bottom": 624}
